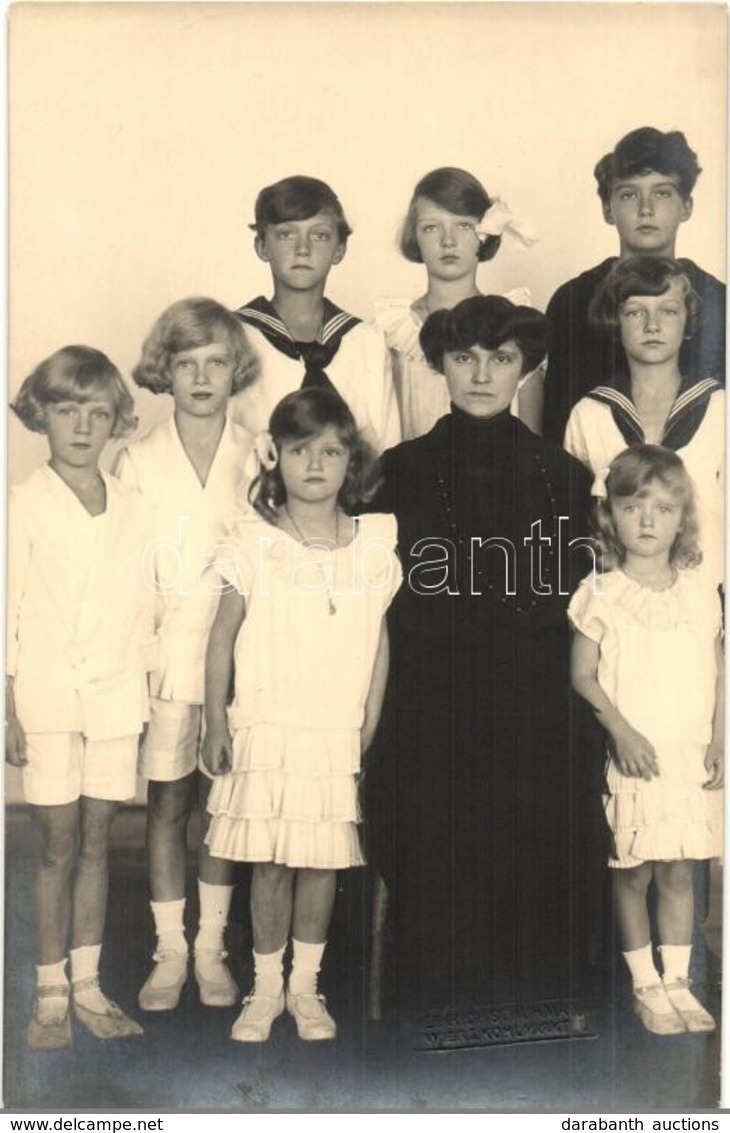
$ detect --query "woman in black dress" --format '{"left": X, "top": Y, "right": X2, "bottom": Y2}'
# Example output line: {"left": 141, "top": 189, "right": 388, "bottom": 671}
{"left": 365, "top": 295, "right": 606, "bottom": 1014}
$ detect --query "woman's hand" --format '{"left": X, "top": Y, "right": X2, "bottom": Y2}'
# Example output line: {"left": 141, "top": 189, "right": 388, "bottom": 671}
{"left": 201, "top": 724, "right": 233, "bottom": 776}
{"left": 610, "top": 721, "right": 658, "bottom": 780}
{"left": 703, "top": 742, "right": 724, "bottom": 790}
{"left": 5, "top": 681, "right": 27, "bottom": 767}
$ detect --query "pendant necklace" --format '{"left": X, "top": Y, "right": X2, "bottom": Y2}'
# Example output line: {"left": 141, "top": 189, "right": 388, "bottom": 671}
{"left": 283, "top": 505, "right": 339, "bottom": 615}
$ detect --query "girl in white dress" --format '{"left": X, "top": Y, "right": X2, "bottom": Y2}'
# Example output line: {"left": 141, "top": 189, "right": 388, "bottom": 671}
{"left": 7, "top": 347, "right": 154, "bottom": 1048}
{"left": 564, "top": 256, "right": 724, "bottom": 586}
{"left": 570, "top": 445, "right": 723, "bottom": 1037}
{"left": 114, "top": 298, "right": 256, "bottom": 1014}
{"left": 202, "top": 388, "right": 401, "bottom": 1043}
{"left": 375, "top": 166, "right": 542, "bottom": 439}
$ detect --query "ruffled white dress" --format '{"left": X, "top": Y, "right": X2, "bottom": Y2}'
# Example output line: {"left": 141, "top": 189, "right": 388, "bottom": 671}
{"left": 205, "top": 511, "right": 402, "bottom": 869}
{"left": 374, "top": 289, "right": 543, "bottom": 441}
{"left": 568, "top": 569, "right": 723, "bottom": 868}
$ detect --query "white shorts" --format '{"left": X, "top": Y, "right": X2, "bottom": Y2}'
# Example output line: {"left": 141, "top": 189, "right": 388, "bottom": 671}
{"left": 22, "top": 732, "right": 139, "bottom": 806}
{"left": 139, "top": 698, "right": 208, "bottom": 782}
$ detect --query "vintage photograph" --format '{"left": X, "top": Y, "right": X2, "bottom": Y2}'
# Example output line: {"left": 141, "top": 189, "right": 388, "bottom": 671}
{"left": 4, "top": 0, "right": 727, "bottom": 1112}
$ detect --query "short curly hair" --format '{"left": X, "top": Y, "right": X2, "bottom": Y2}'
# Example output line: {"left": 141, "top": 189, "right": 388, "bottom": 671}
{"left": 420, "top": 294, "right": 548, "bottom": 376}
{"left": 588, "top": 256, "right": 701, "bottom": 338}
{"left": 250, "top": 388, "right": 379, "bottom": 523}
{"left": 249, "top": 176, "right": 353, "bottom": 246}
{"left": 591, "top": 445, "right": 701, "bottom": 571}
{"left": 594, "top": 127, "right": 701, "bottom": 205}
{"left": 12, "top": 345, "right": 137, "bottom": 437}
{"left": 132, "top": 296, "right": 258, "bottom": 395}
{"left": 399, "top": 167, "right": 501, "bottom": 264}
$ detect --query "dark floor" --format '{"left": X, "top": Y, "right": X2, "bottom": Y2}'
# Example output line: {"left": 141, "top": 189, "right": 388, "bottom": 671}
{"left": 3, "top": 807, "right": 723, "bottom": 1112}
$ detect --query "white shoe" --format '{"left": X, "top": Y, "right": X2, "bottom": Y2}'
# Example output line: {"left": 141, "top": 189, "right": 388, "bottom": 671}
{"left": 663, "top": 977, "right": 715, "bottom": 1034}
{"left": 138, "top": 951, "right": 188, "bottom": 1012}
{"left": 194, "top": 949, "right": 238, "bottom": 1008}
{"left": 231, "top": 990, "right": 285, "bottom": 1042}
{"left": 633, "top": 983, "right": 685, "bottom": 1036}
{"left": 286, "top": 989, "right": 337, "bottom": 1041}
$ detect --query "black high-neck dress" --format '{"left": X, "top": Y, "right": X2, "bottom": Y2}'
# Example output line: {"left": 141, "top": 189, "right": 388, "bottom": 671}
{"left": 365, "top": 408, "right": 607, "bottom": 1012}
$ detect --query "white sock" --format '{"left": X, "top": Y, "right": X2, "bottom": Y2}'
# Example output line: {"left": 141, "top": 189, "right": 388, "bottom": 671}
{"left": 622, "top": 942, "right": 660, "bottom": 989}
{"left": 658, "top": 944, "right": 691, "bottom": 984}
{"left": 289, "top": 939, "right": 326, "bottom": 996}
{"left": 253, "top": 944, "right": 286, "bottom": 997}
{"left": 70, "top": 944, "right": 110, "bottom": 1011}
{"left": 194, "top": 881, "right": 233, "bottom": 954}
{"left": 36, "top": 959, "right": 69, "bottom": 1022}
{"left": 151, "top": 898, "right": 187, "bottom": 956}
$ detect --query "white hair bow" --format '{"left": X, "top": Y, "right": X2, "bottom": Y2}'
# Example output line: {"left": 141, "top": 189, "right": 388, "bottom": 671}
{"left": 244, "top": 430, "right": 279, "bottom": 482}
{"left": 475, "top": 199, "right": 538, "bottom": 248}
{"left": 591, "top": 467, "right": 611, "bottom": 500}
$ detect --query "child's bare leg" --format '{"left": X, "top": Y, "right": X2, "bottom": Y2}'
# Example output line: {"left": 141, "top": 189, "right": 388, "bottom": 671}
{"left": 70, "top": 796, "right": 117, "bottom": 948}
{"left": 32, "top": 802, "right": 79, "bottom": 965}
{"left": 139, "top": 774, "right": 196, "bottom": 1009}
{"left": 193, "top": 774, "right": 237, "bottom": 1005}
{"left": 654, "top": 859, "right": 714, "bottom": 1031}
{"left": 231, "top": 863, "right": 293, "bottom": 1041}
{"left": 147, "top": 773, "right": 197, "bottom": 902}
{"left": 613, "top": 862, "right": 653, "bottom": 951}
{"left": 654, "top": 860, "right": 694, "bottom": 945}
{"left": 251, "top": 862, "right": 294, "bottom": 954}
{"left": 288, "top": 869, "right": 338, "bottom": 1040}
{"left": 292, "top": 868, "right": 337, "bottom": 944}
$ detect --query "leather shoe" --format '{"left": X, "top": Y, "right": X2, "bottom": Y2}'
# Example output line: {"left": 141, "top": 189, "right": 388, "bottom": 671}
{"left": 138, "top": 950, "right": 188, "bottom": 1012}
{"left": 231, "top": 990, "right": 285, "bottom": 1042}
{"left": 73, "top": 978, "right": 143, "bottom": 1040}
{"left": 27, "top": 985, "right": 72, "bottom": 1052}
{"left": 194, "top": 949, "right": 238, "bottom": 1008}
{"left": 633, "top": 984, "right": 685, "bottom": 1035}
{"left": 286, "top": 989, "right": 337, "bottom": 1041}
{"left": 663, "top": 978, "right": 715, "bottom": 1033}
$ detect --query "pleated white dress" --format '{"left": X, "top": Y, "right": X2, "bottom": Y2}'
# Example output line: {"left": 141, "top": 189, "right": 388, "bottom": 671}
{"left": 205, "top": 511, "right": 402, "bottom": 869}
{"left": 568, "top": 569, "right": 723, "bottom": 868}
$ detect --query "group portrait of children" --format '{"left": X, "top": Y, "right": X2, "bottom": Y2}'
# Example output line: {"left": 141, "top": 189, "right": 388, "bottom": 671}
{"left": 5, "top": 2, "right": 726, "bottom": 1112}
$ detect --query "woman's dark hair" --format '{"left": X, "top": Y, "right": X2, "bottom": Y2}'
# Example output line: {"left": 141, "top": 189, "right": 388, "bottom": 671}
{"left": 420, "top": 295, "right": 548, "bottom": 376}
{"left": 589, "top": 256, "right": 701, "bottom": 337}
{"left": 400, "top": 167, "right": 500, "bottom": 263}
{"left": 591, "top": 444, "right": 701, "bottom": 570}
{"left": 250, "top": 388, "right": 379, "bottom": 522}
{"left": 12, "top": 344, "right": 137, "bottom": 437}
{"left": 132, "top": 296, "right": 258, "bottom": 395}
{"left": 594, "top": 127, "right": 701, "bottom": 205}
{"left": 249, "top": 176, "right": 353, "bottom": 245}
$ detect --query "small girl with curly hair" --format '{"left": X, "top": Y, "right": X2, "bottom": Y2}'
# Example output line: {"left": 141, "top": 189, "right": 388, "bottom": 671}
{"left": 570, "top": 445, "right": 723, "bottom": 1037}
{"left": 7, "top": 346, "right": 153, "bottom": 1048}
{"left": 114, "top": 297, "right": 257, "bottom": 1014}
{"left": 202, "top": 387, "right": 401, "bottom": 1043}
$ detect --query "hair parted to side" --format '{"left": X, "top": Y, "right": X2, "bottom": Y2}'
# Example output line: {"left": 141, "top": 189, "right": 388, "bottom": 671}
{"left": 12, "top": 345, "right": 137, "bottom": 437}
{"left": 132, "top": 297, "right": 258, "bottom": 395}
{"left": 249, "top": 176, "right": 353, "bottom": 245}
{"left": 588, "top": 256, "right": 701, "bottom": 337}
{"left": 250, "top": 388, "right": 379, "bottom": 523}
{"left": 400, "top": 167, "right": 501, "bottom": 264}
{"left": 591, "top": 445, "right": 702, "bottom": 571}
{"left": 594, "top": 127, "right": 701, "bottom": 205}
{"left": 420, "top": 294, "right": 548, "bottom": 376}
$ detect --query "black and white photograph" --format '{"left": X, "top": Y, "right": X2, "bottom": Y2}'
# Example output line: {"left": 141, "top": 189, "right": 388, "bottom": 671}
{"left": 4, "top": 0, "right": 727, "bottom": 1114}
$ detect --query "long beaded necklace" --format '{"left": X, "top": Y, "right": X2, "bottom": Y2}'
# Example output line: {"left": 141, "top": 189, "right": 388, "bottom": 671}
{"left": 283, "top": 504, "right": 340, "bottom": 615}
{"left": 433, "top": 441, "right": 560, "bottom": 614}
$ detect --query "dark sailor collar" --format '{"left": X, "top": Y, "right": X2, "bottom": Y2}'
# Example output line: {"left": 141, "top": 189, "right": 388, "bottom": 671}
{"left": 586, "top": 378, "right": 720, "bottom": 451}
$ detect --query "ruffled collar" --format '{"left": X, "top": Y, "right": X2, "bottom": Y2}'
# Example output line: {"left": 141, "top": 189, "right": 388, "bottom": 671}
{"left": 597, "top": 568, "right": 701, "bottom": 631}
{"left": 374, "top": 286, "right": 534, "bottom": 358}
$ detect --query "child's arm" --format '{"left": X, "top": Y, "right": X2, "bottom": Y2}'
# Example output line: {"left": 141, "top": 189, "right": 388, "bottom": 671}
{"left": 361, "top": 621, "right": 390, "bottom": 758}
{"left": 5, "top": 677, "right": 27, "bottom": 767}
{"left": 201, "top": 587, "right": 245, "bottom": 776}
{"left": 571, "top": 629, "right": 659, "bottom": 780}
{"left": 704, "top": 634, "right": 724, "bottom": 790}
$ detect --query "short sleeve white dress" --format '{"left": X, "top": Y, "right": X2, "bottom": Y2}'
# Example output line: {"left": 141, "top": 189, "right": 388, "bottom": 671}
{"left": 205, "top": 511, "right": 402, "bottom": 869}
{"left": 568, "top": 569, "right": 723, "bottom": 868}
